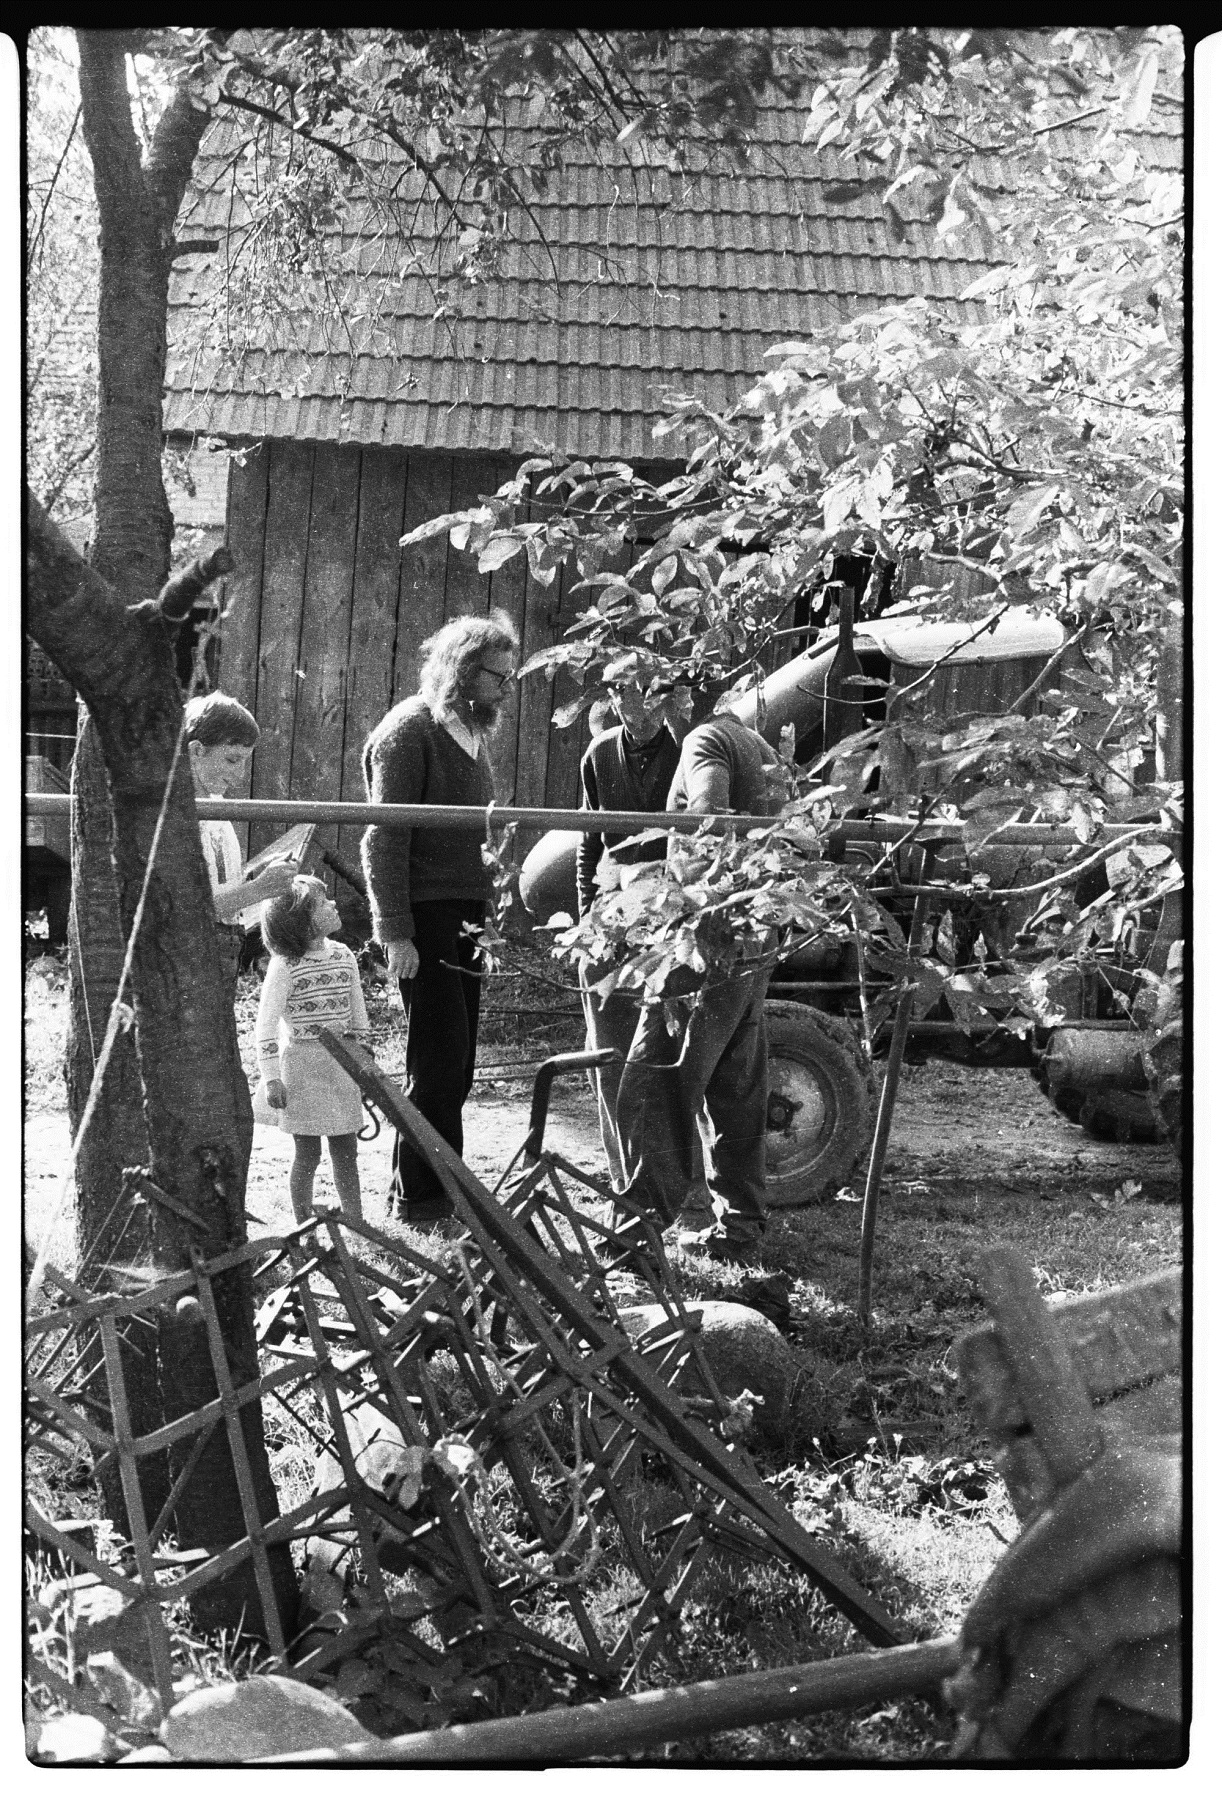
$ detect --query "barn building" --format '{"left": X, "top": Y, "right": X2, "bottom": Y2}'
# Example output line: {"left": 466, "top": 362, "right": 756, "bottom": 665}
{"left": 157, "top": 72, "right": 1003, "bottom": 884}
{"left": 28, "top": 39, "right": 1181, "bottom": 928}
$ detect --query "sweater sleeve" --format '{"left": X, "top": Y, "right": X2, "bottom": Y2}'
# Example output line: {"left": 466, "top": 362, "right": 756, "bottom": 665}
{"left": 674, "top": 729, "right": 734, "bottom": 816}
{"left": 361, "top": 712, "right": 426, "bottom": 943}
{"left": 347, "top": 950, "right": 370, "bottom": 1036}
{"left": 576, "top": 747, "right": 604, "bottom": 916}
{"left": 255, "top": 958, "right": 291, "bottom": 1083}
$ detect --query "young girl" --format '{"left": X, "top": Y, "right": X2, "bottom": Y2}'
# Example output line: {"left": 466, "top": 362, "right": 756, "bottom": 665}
{"left": 256, "top": 876, "right": 369, "bottom": 1223}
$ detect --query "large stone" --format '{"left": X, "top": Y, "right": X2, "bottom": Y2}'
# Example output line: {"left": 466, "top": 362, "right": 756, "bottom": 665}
{"left": 311, "top": 1401, "right": 426, "bottom": 1511}
{"left": 28, "top": 1712, "right": 121, "bottom": 1764}
{"left": 620, "top": 1299, "right": 795, "bottom": 1439}
{"left": 39, "top": 1575, "right": 159, "bottom": 1684}
{"left": 85, "top": 1651, "right": 161, "bottom": 1729}
{"left": 305, "top": 1402, "right": 427, "bottom": 1592}
{"left": 161, "top": 1674, "right": 375, "bottom": 1762}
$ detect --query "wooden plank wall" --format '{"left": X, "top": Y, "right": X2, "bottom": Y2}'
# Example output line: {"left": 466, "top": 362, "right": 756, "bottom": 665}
{"left": 222, "top": 445, "right": 953, "bottom": 895}
{"left": 219, "top": 443, "right": 598, "bottom": 888}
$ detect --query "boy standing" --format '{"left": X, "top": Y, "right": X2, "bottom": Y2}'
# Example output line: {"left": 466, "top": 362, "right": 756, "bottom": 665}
{"left": 184, "top": 693, "right": 294, "bottom": 984}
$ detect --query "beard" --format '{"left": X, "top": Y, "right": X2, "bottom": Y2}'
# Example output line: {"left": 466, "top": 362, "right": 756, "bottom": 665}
{"left": 467, "top": 696, "right": 502, "bottom": 730}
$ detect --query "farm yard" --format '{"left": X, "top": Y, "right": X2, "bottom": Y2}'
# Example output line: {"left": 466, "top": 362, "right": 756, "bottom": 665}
{"left": 24, "top": 948, "right": 1182, "bottom": 1762}
{"left": 25, "top": 20, "right": 1185, "bottom": 1770}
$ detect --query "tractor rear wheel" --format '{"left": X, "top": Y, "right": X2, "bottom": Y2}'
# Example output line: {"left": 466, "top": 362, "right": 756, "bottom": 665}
{"left": 1076, "top": 1089, "right": 1163, "bottom": 1145}
{"left": 763, "top": 1002, "right": 873, "bottom": 1209}
{"left": 1038, "top": 1028, "right": 1164, "bottom": 1145}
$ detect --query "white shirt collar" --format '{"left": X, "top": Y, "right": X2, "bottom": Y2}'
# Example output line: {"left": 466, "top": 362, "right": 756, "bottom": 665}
{"left": 436, "top": 705, "right": 483, "bottom": 760}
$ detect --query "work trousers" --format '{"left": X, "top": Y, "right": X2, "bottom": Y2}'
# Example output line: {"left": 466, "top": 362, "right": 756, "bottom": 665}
{"left": 613, "top": 962, "right": 772, "bottom": 1238}
{"left": 578, "top": 958, "right": 638, "bottom": 1188}
{"left": 391, "top": 900, "right": 485, "bottom": 1223}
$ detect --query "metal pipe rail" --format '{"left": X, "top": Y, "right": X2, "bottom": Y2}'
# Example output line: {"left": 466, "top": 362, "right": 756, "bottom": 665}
{"left": 259, "top": 1635, "right": 961, "bottom": 1765}
{"left": 24, "top": 790, "right": 1177, "bottom": 849}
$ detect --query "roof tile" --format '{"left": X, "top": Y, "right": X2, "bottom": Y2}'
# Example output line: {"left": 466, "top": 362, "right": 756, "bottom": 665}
{"left": 166, "top": 69, "right": 1178, "bottom": 458}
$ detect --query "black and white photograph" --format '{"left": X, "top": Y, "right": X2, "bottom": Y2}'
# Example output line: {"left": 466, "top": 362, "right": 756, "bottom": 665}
{"left": 20, "top": 26, "right": 1191, "bottom": 1770}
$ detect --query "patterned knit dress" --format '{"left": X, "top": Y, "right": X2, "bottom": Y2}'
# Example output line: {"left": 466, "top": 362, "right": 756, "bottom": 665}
{"left": 254, "top": 940, "right": 370, "bottom": 1136}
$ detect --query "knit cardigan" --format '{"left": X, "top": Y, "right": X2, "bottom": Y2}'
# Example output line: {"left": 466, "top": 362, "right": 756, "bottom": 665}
{"left": 576, "top": 725, "right": 679, "bottom": 914}
{"left": 360, "top": 697, "right": 495, "bottom": 943}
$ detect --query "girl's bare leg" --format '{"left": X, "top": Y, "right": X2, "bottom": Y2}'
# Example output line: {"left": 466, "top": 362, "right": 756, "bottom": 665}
{"left": 289, "top": 1136, "right": 322, "bottom": 1223}
{"left": 328, "top": 1134, "right": 362, "bottom": 1223}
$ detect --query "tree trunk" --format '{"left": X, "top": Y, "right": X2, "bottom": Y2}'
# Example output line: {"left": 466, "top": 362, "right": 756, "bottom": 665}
{"left": 68, "top": 707, "right": 169, "bottom": 1532}
{"left": 31, "top": 496, "right": 297, "bottom": 1638}
{"left": 41, "top": 32, "right": 295, "bottom": 1638}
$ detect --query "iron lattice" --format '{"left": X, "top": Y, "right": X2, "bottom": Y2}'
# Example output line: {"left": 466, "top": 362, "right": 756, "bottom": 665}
{"left": 25, "top": 1036, "right": 897, "bottom": 1730}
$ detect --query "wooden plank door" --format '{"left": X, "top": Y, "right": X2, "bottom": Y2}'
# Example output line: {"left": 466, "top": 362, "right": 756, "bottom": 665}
{"left": 291, "top": 444, "right": 361, "bottom": 870}
{"left": 393, "top": 455, "right": 452, "bottom": 706}
{"left": 218, "top": 443, "right": 268, "bottom": 859}
{"left": 251, "top": 442, "right": 315, "bottom": 857}
{"left": 543, "top": 546, "right": 586, "bottom": 814}
{"left": 442, "top": 452, "right": 497, "bottom": 623}
{"left": 338, "top": 446, "right": 408, "bottom": 881}
{"left": 485, "top": 455, "right": 530, "bottom": 803}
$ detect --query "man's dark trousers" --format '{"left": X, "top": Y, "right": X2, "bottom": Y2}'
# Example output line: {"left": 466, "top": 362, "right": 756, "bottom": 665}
{"left": 392, "top": 900, "right": 484, "bottom": 1223}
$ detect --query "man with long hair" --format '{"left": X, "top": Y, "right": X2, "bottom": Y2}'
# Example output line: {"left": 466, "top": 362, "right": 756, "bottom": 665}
{"left": 361, "top": 612, "right": 519, "bottom": 1229}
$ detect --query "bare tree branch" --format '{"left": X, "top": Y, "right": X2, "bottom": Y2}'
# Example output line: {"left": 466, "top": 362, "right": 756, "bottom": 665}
{"left": 27, "top": 101, "right": 82, "bottom": 278}
{"left": 217, "top": 88, "right": 361, "bottom": 168}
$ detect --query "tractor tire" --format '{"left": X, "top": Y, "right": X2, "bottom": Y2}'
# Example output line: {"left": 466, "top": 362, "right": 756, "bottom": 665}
{"left": 1143, "top": 1036, "right": 1182, "bottom": 1160}
{"left": 763, "top": 1002, "right": 874, "bottom": 1209}
{"left": 1076, "top": 1089, "right": 1163, "bottom": 1146}
{"left": 1034, "top": 1065, "right": 1089, "bottom": 1127}
{"left": 1142, "top": 941, "right": 1183, "bottom": 1161}
{"left": 1037, "top": 1028, "right": 1162, "bottom": 1144}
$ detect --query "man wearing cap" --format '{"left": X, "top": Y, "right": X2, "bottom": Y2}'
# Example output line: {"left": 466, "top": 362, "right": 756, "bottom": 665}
{"left": 576, "top": 678, "right": 681, "bottom": 1184}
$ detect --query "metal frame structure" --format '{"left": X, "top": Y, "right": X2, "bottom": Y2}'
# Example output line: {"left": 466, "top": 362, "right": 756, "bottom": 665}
{"left": 26, "top": 1039, "right": 900, "bottom": 1736}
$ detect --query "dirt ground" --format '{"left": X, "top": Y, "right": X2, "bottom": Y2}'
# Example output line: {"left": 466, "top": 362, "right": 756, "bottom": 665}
{"left": 25, "top": 1044, "right": 1181, "bottom": 1302}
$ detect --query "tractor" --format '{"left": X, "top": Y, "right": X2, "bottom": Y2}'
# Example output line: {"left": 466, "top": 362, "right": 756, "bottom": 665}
{"left": 520, "top": 600, "right": 1182, "bottom": 1208}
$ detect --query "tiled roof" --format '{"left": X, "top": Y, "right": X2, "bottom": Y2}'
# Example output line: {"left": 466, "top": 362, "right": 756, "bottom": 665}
{"left": 164, "top": 69, "right": 1181, "bottom": 461}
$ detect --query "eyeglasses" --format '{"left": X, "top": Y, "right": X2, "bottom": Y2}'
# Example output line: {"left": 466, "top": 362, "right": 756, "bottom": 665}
{"left": 478, "top": 666, "right": 516, "bottom": 690}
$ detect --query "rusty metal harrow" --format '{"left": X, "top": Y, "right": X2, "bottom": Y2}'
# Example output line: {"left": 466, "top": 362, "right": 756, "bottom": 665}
{"left": 26, "top": 1037, "right": 899, "bottom": 1733}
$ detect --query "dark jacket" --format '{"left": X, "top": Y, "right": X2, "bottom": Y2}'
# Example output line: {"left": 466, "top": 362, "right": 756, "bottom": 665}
{"left": 360, "top": 698, "right": 495, "bottom": 943}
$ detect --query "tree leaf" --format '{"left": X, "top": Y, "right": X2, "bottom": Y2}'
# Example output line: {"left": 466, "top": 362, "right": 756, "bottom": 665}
{"left": 400, "top": 509, "right": 485, "bottom": 547}
{"left": 1121, "top": 46, "right": 1160, "bottom": 128}
{"left": 476, "top": 535, "right": 523, "bottom": 572}
{"left": 1006, "top": 482, "right": 1059, "bottom": 540}
{"left": 551, "top": 694, "right": 588, "bottom": 729}
{"left": 652, "top": 554, "right": 678, "bottom": 593}
{"left": 822, "top": 482, "right": 856, "bottom": 532}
